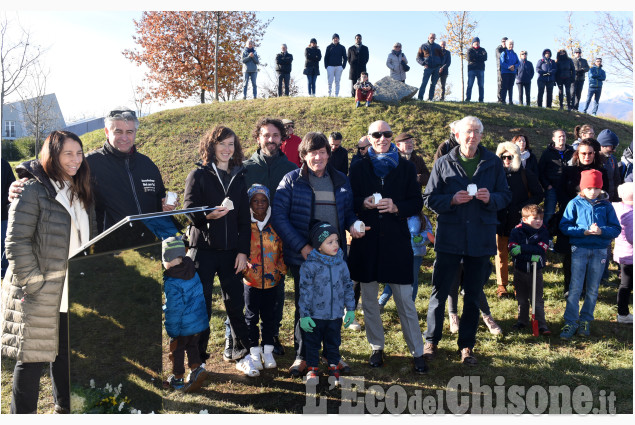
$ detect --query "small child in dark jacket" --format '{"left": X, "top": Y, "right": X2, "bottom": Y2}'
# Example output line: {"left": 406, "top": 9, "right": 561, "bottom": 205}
{"left": 299, "top": 221, "right": 355, "bottom": 386}
{"left": 162, "top": 237, "right": 209, "bottom": 392}
{"left": 353, "top": 72, "right": 375, "bottom": 107}
{"left": 508, "top": 204, "right": 552, "bottom": 335}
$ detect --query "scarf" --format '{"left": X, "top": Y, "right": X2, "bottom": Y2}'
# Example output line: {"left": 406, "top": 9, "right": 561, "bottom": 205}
{"left": 520, "top": 150, "right": 530, "bottom": 168}
{"left": 251, "top": 207, "right": 272, "bottom": 231}
{"left": 368, "top": 143, "right": 400, "bottom": 178}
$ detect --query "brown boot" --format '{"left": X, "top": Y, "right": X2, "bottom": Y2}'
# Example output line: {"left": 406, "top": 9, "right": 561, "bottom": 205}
{"left": 497, "top": 285, "right": 509, "bottom": 298}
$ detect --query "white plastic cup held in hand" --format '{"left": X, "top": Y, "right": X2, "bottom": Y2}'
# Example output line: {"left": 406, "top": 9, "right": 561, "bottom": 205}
{"left": 467, "top": 184, "right": 477, "bottom": 196}
{"left": 353, "top": 220, "right": 365, "bottom": 233}
{"left": 372, "top": 193, "right": 383, "bottom": 204}
{"left": 166, "top": 191, "right": 177, "bottom": 206}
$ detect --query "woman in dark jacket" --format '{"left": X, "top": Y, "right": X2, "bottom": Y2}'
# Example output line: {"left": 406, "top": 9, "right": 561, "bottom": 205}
{"left": 536, "top": 48, "right": 557, "bottom": 107}
{"left": 494, "top": 142, "right": 544, "bottom": 297}
{"left": 183, "top": 126, "right": 258, "bottom": 377}
{"left": 512, "top": 134, "right": 539, "bottom": 176}
{"left": 556, "top": 138, "right": 609, "bottom": 296}
{"left": 303, "top": 38, "right": 321, "bottom": 96}
{"left": 2, "top": 130, "right": 96, "bottom": 413}
{"left": 555, "top": 49, "right": 575, "bottom": 111}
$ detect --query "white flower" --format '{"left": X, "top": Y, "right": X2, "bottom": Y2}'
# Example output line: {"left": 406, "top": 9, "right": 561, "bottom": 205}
{"left": 199, "top": 409, "right": 209, "bottom": 414}
{"left": 70, "top": 393, "right": 86, "bottom": 413}
{"left": 130, "top": 408, "right": 139, "bottom": 414}
{"left": 89, "top": 379, "right": 95, "bottom": 389}
{"left": 118, "top": 402, "right": 125, "bottom": 412}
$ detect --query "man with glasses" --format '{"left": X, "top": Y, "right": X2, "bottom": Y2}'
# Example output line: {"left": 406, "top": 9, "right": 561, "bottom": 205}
{"left": 537, "top": 129, "right": 574, "bottom": 225}
{"left": 280, "top": 119, "right": 302, "bottom": 167}
{"left": 395, "top": 132, "right": 430, "bottom": 187}
{"left": 572, "top": 48, "right": 590, "bottom": 111}
{"left": 351, "top": 136, "right": 371, "bottom": 168}
{"left": 348, "top": 120, "right": 428, "bottom": 374}
{"left": 422, "top": 116, "right": 511, "bottom": 366}
{"left": 416, "top": 33, "right": 446, "bottom": 101}
{"left": 583, "top": 58, "right": 606, "bottom": 116}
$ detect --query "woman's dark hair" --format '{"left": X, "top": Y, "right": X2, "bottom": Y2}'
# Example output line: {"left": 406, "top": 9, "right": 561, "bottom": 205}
{"left": 574, "top": 124, "right": 594, "bottom": 139}
{"left": 252, "top": 117, "right": 287, "bottom": 143}
{"left": 511, "top": 134, "right": 531, "bottom": 151}
{"left": 40, "top": 130, "right": 92, "bottom": 207}
{"left": 556, "top": 49, "right": 569, "bottom": 61}
{"left": 299, "top": 132, "right": 331, "bottom": 161}
{"left": 571, "top": 138, "right": 604, "bottom": 168}
{"left": 199, "top": 126, "right": 243, "bottom": 167}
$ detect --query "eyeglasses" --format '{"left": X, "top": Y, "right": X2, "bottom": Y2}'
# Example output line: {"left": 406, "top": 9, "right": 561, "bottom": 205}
{"left": 370, "top": 131, "right": 393, "bottom": 139}
{"left": 358, "top": 145, "right": 370, "bottom": 151}
{"left": 579, "top": 152, "right": 595, "bottom": 156}
{"left": 108, "top": 110, "right": 136, "bottom": 118}
{"left": 501, "top": 155, "right": 513, "bottom": 160}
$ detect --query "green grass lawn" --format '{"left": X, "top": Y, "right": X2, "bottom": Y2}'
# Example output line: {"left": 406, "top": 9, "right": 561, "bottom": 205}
{"left": 3, "top": 247, "right": 631, "bottom": 414}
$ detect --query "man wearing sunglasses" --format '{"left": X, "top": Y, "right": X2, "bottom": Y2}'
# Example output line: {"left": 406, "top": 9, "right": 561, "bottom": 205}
{"left": 350, "top": 136, "right": 371, "bottom": 168}
{"left": 9, "top": 107, "right": 171, "bottom": 232}
{"left": 348, "top": 120, "right": 428, "bottom": 374}
{"left": 423, "top": 116, "right": 511, "bottom": 366}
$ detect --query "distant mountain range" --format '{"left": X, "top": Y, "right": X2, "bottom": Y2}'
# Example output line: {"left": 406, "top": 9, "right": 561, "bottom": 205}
{"left": 581, "top": 92, "right": 634, "bottom": 122}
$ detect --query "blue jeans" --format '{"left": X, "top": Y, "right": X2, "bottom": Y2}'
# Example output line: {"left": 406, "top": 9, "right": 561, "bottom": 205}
{"left": 278, "top": 73, "right": 290, "bottom": 96}
{"left": 543, "top": 187, "right": 558, "bottom": 227}
{"left": 425, "top": 252, "right": 491, "bottom": 349}
{"left": 584, "top": 87, "right": 602, "bottom": 115}
{"left": 243, "top": 72, "right": 257, "bottom": 99}
{"left": 307, "top": 74, "right": 317, "bottom": 95}
{"left": 418, "top": 66, "right": 440, "bottom": 100}
{"left": 379, "top": 256, "right": 423, "bottom": 304}
{"left": 466, "top": 70, "right": 484, "bottom": 102}
{"left": 564, "top": 246, "right": 607, "bottom": 325}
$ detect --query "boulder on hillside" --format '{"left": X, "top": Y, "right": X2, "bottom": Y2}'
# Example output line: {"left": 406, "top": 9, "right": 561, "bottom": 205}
{"left": 373, "top": 77, "right": 419, "bottom": 103}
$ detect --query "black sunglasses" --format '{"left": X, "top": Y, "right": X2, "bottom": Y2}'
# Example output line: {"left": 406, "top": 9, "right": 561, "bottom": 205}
{"left": 358, "top": 145, "right": 370, "bottom": 151}
{"left": 501, "top": 155, "right": 513, "bottom": 160}
{"left": 108, "top": 110, "right": 136, "bottom": 118}
{"left": 370, "top": 131, "right": 393, "bottom": 139}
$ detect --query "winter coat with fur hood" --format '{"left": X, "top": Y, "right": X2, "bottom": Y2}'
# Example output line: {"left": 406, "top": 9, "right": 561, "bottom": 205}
{"left": 1, "top": 160, "right": 96, "bottom": 363}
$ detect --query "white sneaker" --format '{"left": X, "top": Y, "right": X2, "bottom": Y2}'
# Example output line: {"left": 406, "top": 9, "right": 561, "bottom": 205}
{"left": 482, "top": 314, "right": 502, "bottom": 335}
{"left": 617, "top": 313, "right": 633, "bottom": 324}
{"left": 236, "top": 355, "right": 260, "bottom": 377}
{"left": 348, "top": 318, "right": 362, "bottom": 331}
{"left": 249, "top": 346, "right": 263, "bottom": 370}
{"left": 449, "top": 313, "right": 459, "bottom": 334}
{"left": 262, "top": 345, "right": 277, "bottom": 369}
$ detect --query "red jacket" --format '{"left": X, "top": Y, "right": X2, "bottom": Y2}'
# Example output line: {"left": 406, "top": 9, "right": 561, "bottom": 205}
{"left": 281, "top": 135, "right": 302, "bottom": 167}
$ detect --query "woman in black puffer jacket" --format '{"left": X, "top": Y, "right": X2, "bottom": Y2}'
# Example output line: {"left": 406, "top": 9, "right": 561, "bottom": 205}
{"left": 494, "top": 142, "right": 544, "bottom": 297}
{"left": 303, "top": 38, "right": 322, "bottom": 96}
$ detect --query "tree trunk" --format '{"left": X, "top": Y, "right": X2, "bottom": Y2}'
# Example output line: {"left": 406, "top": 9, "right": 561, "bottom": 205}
{"left": 460, "top": 56, "right": 465, "bottom": 101}
{"left": 201, "top": 88, "right": 206, "bottom": 103}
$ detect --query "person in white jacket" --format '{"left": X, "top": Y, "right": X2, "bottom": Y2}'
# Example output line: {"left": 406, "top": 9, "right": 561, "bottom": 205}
{"left": 386, "top": 42, "right": 408, "bottom": 83}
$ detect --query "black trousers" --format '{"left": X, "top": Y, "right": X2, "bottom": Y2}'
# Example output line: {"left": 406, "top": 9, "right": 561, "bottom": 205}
{"left": 11, "top": 312, "right": 69, "bottom": 414}
{"left": 617, "top": 264, "right": 633, "bottom": 316}
{"left": 573, "top": 80, "right": 585, "bottom": 110}
{"left": 537, "top": 81, "right": 554, "bottom": 107}
{"left": 169, "top": 334, "right": 201, "bottom": 376}
{"left": 244, "top": 283, "right": 280, "bottom": 346}
{"left": 517, "top": 82, "right": 531, "bottom": 105}
{"left": 195, "top": 249, "right": 253, "bottom": 360}
{"left": 278, "top": 73, "right": 290, "bottom": 96}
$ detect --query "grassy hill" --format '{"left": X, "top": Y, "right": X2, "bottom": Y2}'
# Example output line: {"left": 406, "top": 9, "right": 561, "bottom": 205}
{"left": 80, "top": 97, "right": 633, "bottom": 198}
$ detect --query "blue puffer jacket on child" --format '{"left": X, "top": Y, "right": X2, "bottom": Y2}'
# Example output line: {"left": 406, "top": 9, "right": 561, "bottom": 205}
{"left": 298, "top": 248, "right": 355, "bottom": 320}
{"left": 163, "top": 257, "right": 208, "bottom": 338}
{"left": 559, "top": 192, "right": 621, "bottom": 249}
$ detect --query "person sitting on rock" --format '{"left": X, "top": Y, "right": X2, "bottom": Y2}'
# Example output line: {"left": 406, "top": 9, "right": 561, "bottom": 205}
{"left": 353, "top": 72, "right": 375, "bottom": 108}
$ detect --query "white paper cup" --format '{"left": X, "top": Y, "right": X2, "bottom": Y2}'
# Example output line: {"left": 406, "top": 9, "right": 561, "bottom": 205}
{"left": 372, "top": 193, "right": 383, "bottom": 204}
{"left": 354, "top": 220, "right": 365, "bottom": 233}
{"left": 467, "top": 184, "right": 477, "bottom": 196}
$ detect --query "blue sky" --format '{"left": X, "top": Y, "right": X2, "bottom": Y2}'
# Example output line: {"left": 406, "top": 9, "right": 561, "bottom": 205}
{"left": 4, "top": 4, "right": 632, "bottom": 122}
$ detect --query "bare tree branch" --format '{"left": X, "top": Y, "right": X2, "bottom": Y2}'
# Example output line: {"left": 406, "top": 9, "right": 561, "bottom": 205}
{"left": 594, "top": 12, "right": 633, "bottom": 88}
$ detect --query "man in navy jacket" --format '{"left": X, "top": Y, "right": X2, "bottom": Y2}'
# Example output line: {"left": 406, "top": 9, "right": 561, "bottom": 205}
{"left": 416, "top": 33, "right": 446, "bottom": 101}
{"left": 422, "top": 116, "right": 511, "bottom": 366}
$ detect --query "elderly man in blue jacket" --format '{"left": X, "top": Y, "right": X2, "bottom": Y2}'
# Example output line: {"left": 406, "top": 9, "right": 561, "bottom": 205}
{"left": 422, "top": 116, "right": 512, "bottom": 366}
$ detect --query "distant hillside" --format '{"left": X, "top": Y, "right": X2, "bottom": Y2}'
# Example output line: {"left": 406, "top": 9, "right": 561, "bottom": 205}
{"left": 80, "top": 97, "right": 633, "bottom": 197}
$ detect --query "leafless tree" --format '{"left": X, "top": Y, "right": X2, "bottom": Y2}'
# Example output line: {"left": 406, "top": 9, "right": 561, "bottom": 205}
{"left": 1, "top": 12, "right": 43, "bottom": 111}
{"left": 441, "top": 11, "right": 478, "bottom": 101}
{"left": 19, "top": 63, "right": 60, "bottom": 158}
{"left": 594, "top": 12, "right": 633, "bottom": 89}
{"left": 259, "top": 64, "right": 301, "bottom": 99}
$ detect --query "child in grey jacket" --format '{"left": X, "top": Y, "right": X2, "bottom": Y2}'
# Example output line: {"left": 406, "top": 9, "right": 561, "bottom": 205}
{"left": 299, "top": 221, "right": 355, "bottom": 386}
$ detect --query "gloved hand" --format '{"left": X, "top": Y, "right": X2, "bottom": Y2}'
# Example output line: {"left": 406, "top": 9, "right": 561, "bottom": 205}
{"left": 531, "top": 255, "right": 541, "bottom": 263}
{"left": 510, "top": 245, "right": 521, "bottom": 256}
{"left": 343, "top": 311, "right": 355, "bottom": 328}
{"left": 300, "top": 317, "right": 316, "bottom": 333}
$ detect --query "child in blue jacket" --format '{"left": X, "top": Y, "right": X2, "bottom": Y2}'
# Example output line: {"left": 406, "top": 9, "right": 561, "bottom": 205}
{"left": 299, "top": 221, "right": 355, "bottom": 386}
{"left": 508, "top": 204, "right": 552, "bottom": 335}
{"left": 559, "top": 170, "right": 621, "bottom": 339}
{"left": 162, "top": 237, "right": 209, "bottom": 392}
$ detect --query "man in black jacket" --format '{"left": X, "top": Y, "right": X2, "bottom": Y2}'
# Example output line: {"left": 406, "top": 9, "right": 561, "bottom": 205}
{"left": 347, "top": 34, "right": 370, "bottom": 97}
{"left": 276, "top": 44, "right": 293, "bottom": 97}
{"left": 537, "top": 129, "right": 574, "bottom": 226}
{"left": 324, "top": 33, "right": 347, "bottom": 97}
{"left": 572, "top": 47, "right": 590, "bottom": 111}
{"left": 8, "top": 107, "right": 171, "bottom": 233}
{"left": 438, "top": 40, "right": 452, "bottom": 101}
{"left": 466, "top": 37, "right": 487, "bottom": 102}
{"left": 327, "top": 132, "right": 349, "bottom": 175}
